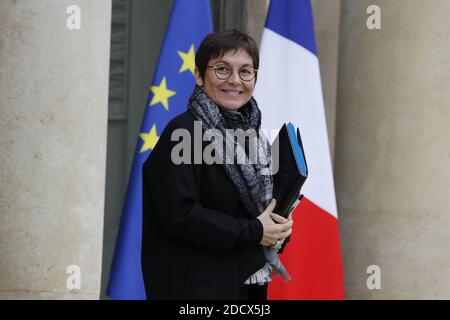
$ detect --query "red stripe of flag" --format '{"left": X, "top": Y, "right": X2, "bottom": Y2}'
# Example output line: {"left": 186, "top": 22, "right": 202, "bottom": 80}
{"left": 268, "top": 197, "right": 344, "bottom": 300}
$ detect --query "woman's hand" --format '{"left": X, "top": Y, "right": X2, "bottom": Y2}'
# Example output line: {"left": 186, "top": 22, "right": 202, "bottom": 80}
{"left": 270, "top": 211, "right": 293, "bottom": 246}
{"left": 256, "top": 199, "right": 293, "bottom": 247}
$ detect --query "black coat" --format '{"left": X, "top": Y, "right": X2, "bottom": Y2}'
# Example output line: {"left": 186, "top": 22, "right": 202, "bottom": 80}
{"left": 141, "top": 111, "right": 266, "bottom": 300}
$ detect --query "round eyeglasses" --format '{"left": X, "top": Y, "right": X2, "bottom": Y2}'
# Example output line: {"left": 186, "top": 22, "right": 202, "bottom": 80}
{"left": 206, "top": 65, "right": 257, "bottom": 82}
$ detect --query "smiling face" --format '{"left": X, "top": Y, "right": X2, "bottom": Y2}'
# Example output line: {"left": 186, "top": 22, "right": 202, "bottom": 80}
{"left": 195, "top": 49, "right": 256, "bottom": 111}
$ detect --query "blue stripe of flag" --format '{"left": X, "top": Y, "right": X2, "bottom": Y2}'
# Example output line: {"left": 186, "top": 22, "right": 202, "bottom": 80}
{"left": 265, "top": 0, "right": 317, "bottom": 56}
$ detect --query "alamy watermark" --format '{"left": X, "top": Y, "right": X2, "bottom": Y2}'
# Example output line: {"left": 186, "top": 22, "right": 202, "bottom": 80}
{"left": 66, "top": 5, "right": 81, "bottom": 30}
{"left": 366, "top": 5, "right": 382, "bottom": 30}
{"left": 66, "top": 265, "right": 81, "bottom": 291}
{"left": 170, "top": 121, "right": 281, "bottom": 175}
{"left": 366, "top": 265, "right": 381, "bottom": 290}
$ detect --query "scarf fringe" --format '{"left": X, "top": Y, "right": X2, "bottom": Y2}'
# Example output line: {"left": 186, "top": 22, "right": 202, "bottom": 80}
{"left": 244, "top": 262, "right": 292, "bottom": 285}
{"left": 244, "top": 263, "right": 273, "bottom": 285}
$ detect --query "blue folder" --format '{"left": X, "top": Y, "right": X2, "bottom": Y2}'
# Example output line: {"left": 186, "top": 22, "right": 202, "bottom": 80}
{"left": 271, "top": 122, "right": 308, "bottom": 218}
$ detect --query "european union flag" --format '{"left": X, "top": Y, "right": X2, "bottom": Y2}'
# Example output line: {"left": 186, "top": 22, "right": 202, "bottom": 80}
{"left": 107, "top": 0, "right": 213, "bottom": 299}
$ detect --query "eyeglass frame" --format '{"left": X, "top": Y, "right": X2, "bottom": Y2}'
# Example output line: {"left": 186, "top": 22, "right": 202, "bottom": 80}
{"left": 206, "top": 64, "right": 258, "bottom": 82}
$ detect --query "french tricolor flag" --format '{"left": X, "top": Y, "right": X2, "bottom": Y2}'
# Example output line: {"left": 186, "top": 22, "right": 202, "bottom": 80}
{"left": 255, "top": 0, "right": 345, "bottom": 299}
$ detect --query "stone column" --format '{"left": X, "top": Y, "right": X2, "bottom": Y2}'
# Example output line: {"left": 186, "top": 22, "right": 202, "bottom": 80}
{"left": 311, "top": 0, "right": 341, "bottom": 163}
{"left": 245, "top": 0, "right": 269, "bottom": 48}
{"left": 336, "top": 0, "right": 450, "bottom": 298}
{"left": 0, "top": 0, "right": 111, "bottom": 299}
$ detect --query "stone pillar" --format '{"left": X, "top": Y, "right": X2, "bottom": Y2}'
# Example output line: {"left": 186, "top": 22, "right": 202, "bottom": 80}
{"left": 245, "top": 0, "right": 269, "bottom": 48}
{"left": 311, "top": 0, "right": 341, "bottom": 163}
{"left": 336, "top": 0, "right": 450, "bottom": 298}
{"left": 0, "top": 0, "right": 111, "bottom": 299}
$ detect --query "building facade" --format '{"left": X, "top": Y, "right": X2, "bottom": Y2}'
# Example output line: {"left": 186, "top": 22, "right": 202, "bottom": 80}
{"left": 1, "top": 0, "right": 450, "bottom": 299}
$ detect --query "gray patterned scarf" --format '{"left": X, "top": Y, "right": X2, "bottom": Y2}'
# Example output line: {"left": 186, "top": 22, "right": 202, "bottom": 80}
{"left": 187, "top": 85, "right": 291, "bottom": 284}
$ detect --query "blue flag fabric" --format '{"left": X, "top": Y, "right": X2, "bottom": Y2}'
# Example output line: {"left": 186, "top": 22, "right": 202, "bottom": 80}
{"left": 107, "top": 0, "right": 213, "bottom": 299}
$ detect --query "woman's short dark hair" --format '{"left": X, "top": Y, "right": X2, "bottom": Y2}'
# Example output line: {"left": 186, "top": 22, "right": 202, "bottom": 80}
{"left": 195, "top": 29, "right": 259, "bottom": 81}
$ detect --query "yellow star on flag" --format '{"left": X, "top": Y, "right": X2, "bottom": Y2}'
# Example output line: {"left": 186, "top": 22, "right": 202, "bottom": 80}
{"left": 178, "top": 44, "right": 196, "bottom": 75}
{"left": 149, "top": 77, "right": 176, "bottom": 111}
{"left": 139, "top": 124, "right": 159, "bottom": 153}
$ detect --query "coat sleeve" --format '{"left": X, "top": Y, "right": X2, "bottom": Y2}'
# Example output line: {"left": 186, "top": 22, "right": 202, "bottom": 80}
{"left": 142, "top": 121, "right": 263, "bottom": 252}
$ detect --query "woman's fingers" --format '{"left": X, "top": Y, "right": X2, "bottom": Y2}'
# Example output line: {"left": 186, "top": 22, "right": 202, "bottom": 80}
{"left": 270, "top": 212, "right": 287, "bottom": 224}
{"left": 259, "top": 200, "right": 295, "bottom": 247}
{"left": 266, "top": 199, "right": 276, "bottom": 213}
{"left": 281, "top": 228, "right": 292, "bottom": 239}
{"left": 277, "top": 221, "right": 292, "bottom": 240}
{"left": 278, "top": 219, "right": 293, "bottom": 232}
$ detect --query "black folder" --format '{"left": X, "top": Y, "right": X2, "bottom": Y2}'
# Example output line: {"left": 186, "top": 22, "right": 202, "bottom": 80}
{"left": 271, "top": 122, "right": 308, "bottom": 218}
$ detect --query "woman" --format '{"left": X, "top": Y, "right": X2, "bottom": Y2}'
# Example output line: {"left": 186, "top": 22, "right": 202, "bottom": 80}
{"left": 141, "top": 29, "right": 293, "bottom": 300}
